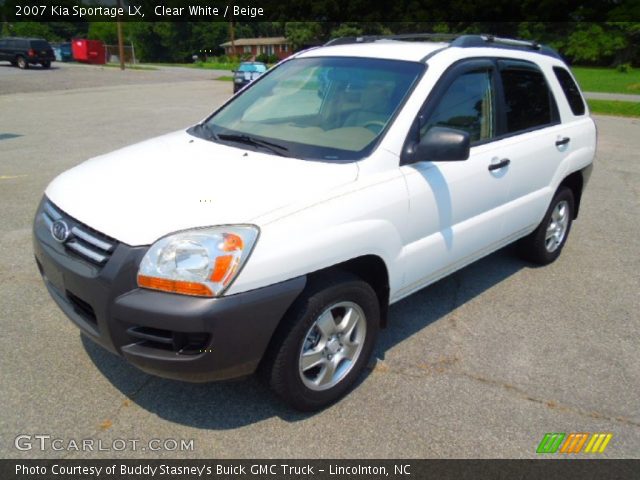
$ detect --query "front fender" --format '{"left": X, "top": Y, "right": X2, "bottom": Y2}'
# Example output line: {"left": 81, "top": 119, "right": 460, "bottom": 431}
{"left": 226, "top": 173, "right": 409, "bottom": 297}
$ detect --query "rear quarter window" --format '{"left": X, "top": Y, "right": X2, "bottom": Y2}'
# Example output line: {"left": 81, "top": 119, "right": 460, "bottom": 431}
{"left": 553, "top": 66, "right": 586, "bottom": 116}
{"left": 31, "top": 40, "right": 51, "bottom": 50}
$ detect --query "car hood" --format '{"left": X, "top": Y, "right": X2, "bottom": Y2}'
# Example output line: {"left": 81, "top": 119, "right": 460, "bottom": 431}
{"left": 45, "top": 130, "right": 359, "bottom": 246}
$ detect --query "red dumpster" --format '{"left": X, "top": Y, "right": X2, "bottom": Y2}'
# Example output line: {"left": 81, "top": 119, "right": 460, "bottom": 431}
{"left": 72, "top": 39, "right": 106, "bottom": 65}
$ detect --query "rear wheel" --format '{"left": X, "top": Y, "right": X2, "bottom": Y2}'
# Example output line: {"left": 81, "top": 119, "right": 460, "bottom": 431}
{"left": 263, "top": 272, "right": 380, "bottom": 411}
{"left": 518, "top": 187, "right": 574, "bottom": 265}
{"left": 16, "top": 56, "right": 28, "bottom": 69}
{"left": 41, "top": 60, "right": 51, "bottom": 68}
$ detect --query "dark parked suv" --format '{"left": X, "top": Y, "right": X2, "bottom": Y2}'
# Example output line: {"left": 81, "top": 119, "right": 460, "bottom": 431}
{"left": 0, "top": 37, "right": 55, "bottom": 69}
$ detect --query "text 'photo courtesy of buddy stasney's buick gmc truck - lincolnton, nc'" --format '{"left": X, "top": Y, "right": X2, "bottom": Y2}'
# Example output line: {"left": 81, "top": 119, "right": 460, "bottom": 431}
{"left": 34, "top": 34, "right": 596, "bottom": 411}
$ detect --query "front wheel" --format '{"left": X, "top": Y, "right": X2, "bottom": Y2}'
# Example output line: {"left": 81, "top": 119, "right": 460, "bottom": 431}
{"left": 518, "top": 187, "right": 575, "bottom": 265}
{"left": 263, "top": 272, "right": 380, "bottom": 411}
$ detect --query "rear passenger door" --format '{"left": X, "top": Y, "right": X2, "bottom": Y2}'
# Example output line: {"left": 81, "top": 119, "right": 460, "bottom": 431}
{"left": 495, "top": 59, "right": 570, "bottom": 236}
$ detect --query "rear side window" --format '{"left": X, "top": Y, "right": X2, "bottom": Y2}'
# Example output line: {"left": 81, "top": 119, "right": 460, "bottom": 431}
{"left": 499, "top": 60, "right": 558, "bottom": 134}
{"left": 553, "top": 66, "right": 586, "bottom": 116}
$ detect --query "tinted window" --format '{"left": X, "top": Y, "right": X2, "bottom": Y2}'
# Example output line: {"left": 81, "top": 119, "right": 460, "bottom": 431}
{"left": 553, "top": 66, "right": 586, "bottom": 116}
{"left": 422, "top": 69, "right": 495, "bottom": 143}
{"left": 0, "top": 39, "right": 7, "bottom": 48}
{"left": 31, "top": 40, "right": 51, "bottom": 51}
{"left": 499, "top": 61, "right": 558, "bottom": 133}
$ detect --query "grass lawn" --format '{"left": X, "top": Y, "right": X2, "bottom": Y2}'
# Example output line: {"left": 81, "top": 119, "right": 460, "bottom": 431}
{"left": 587, "top": 99, "right": 640, "bottom": 118}
{"left": 215, "top": 76, "right": 233, "bottom": 81}
{"left": 571, "top": 67, "right": 640, "bottom": 95}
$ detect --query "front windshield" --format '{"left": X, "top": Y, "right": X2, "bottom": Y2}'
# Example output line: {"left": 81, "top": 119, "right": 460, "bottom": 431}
{"left": 203, "top": 56, "right": 424, "bottom": 160}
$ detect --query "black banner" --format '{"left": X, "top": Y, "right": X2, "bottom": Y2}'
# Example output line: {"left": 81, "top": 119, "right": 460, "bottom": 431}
{"left": 1, "top": 460, "right": 639, "bottom": 480}
{"left": 2, "top": 0, "right": 640, "bottom": 22}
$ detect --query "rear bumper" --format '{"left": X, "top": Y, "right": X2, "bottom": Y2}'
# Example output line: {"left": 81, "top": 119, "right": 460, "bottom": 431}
{"left": 33, "top": 199, "right": 306, "bottom": 382}
{"left": 28, "top": 55, "right": 55, "bottom": 64}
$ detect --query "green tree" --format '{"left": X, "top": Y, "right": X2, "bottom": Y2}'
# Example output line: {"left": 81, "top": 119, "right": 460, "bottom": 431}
{"left": 9, "top": 22, "right": 57, "bottom": 40}
{"left": 564, "top": 23, "right": 626, "bottom": 65}
{"left": 285, "top": 22, "right": 323, "bottom": 50}
{"left": 87, "top": 22, "right": 118, "bottom": 44}
{"left": 330, "top": 23, "right": 364, "bottom": 39}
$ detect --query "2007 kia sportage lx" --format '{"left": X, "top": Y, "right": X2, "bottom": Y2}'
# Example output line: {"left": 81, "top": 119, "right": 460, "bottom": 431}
{"left": 33, "top": 34, "right": 595, "bottom": 411}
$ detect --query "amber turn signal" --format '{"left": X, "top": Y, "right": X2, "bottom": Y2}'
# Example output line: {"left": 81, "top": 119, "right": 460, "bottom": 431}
{"left": 137, "top": 274, "right": 213, "bottom": 297}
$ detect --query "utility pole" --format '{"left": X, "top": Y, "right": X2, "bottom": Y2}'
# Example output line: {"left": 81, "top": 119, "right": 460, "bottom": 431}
{"left": 229, "top": 18, "right": 236, "bottom": 60}
{"left": 116, "top": 0, "right": 125, "bottom": 70}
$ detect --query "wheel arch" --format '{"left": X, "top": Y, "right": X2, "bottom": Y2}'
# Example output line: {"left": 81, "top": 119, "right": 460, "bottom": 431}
{"left": 559, "top": 167, "right": 587, "bottom": 219}
{"left": 310, "top": 254, "right": 390, "bottom": 328}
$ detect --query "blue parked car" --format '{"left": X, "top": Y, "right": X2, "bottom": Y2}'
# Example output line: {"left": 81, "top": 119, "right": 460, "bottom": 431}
{"left": 233, "top": 62, "right": 268, "bottom": 93}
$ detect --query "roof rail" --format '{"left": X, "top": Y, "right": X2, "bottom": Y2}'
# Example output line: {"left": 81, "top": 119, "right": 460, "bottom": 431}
{"left": 451, "top": 35, "right": 539, "bottom": 50}
{"left": 451, "top": 34, "right": 561, "bottom": 59}
{"left": 324, "top": 33, "right": 457, "bottom": 47}
{"left": 324, "top": 33, "right": 562, "bottom": 60}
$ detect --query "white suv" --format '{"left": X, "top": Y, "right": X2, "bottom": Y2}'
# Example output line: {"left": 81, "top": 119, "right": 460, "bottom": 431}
{"left": 34, "top": 34, "right": 596, "bottom": 411}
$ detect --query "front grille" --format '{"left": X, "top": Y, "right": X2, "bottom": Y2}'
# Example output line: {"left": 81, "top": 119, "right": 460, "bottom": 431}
{"left": 41, "top": 199, "right": 117, "bottom": 266}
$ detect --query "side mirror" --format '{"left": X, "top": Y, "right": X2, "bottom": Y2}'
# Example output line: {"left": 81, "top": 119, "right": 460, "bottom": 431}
{"left": 410, "top": 126, "right": 471, "bottom": 163}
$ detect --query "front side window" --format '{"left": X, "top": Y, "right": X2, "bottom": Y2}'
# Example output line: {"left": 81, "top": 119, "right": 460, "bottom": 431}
{"left": 421, "top": 69, "right": 495, "bottom": 143}
{"left": 499, "top": 61, "right": 558, "bottom": 133}
{"left": 200, "top": 57, "right": 424, "bottom": 160}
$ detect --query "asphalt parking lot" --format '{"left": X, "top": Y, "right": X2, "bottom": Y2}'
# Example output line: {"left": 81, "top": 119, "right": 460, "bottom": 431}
{"left": 1, "top": 62, "right": 638, "bottom": 459}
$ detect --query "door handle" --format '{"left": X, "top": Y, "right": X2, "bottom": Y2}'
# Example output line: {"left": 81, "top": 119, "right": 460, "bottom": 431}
{"left": 555, "top": 137, "right": 571, "bottom": 146}
{"left": 488, "top": 158, "right": 511, "bottom": 171}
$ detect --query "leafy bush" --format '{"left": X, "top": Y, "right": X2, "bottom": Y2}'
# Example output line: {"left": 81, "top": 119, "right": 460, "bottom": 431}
{"left": 255, "top": 53, "right": 270, "bottom": 63}
{"left": 616, "top": 63, "right": 632, "bottom": 73}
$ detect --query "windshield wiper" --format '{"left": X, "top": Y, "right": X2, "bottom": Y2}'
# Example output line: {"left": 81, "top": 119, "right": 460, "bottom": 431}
{"left": 188, "top": 123, "right": 218, "bottom": 141}
{"left": 218, "top": 133, "right": 290, "bottom": 157}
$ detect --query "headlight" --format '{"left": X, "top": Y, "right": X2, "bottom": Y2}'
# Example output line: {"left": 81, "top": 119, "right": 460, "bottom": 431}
{"left": 137, "top": 225, "right": 259, "bottom": 297}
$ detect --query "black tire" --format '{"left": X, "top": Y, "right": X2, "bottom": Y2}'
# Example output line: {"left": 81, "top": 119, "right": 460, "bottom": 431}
{"left": 16, "top": 56, "right": 28, "bottom": 69}
{"left": 517, "top": 186, "right": 575, "bottom": 265}
{"left": 41, "top": 60, "right": 51, "bottom": 68}
{"left": 262, "top": 271, "right": 380, "bottom": 411}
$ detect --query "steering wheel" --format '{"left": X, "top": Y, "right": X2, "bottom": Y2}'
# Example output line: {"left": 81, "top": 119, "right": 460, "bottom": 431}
{"left": 363, "top": 121, "right": 386, "bottom": 133}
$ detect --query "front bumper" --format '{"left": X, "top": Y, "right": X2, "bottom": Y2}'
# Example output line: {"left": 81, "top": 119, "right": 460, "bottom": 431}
{"left": 33, "top": 199, "right": 306, "bottom": 382}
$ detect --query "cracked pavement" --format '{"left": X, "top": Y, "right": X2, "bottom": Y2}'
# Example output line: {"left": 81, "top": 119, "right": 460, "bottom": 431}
{"left": 1, "top": 63, "right": 638, "bottom": 458}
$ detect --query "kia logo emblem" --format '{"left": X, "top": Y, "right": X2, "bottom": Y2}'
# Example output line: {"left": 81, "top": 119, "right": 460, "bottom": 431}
{"left": 51, "top": 220, "right": 70, "bottom": 243}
